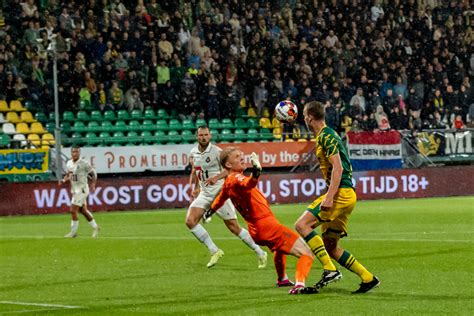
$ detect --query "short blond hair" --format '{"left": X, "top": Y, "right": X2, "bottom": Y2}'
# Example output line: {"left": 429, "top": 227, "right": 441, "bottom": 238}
{"left": 220, "top": 147, "right": 239, "bottom": 169}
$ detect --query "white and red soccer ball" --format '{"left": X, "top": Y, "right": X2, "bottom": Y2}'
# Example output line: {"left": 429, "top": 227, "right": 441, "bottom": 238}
{"left": 274, "top": 100, "right": 298, "bottom": 123}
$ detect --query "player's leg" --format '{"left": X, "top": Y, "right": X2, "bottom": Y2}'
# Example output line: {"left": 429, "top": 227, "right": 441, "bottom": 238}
{"left": 286, "top": 237, "right": 317, "bottom": 294}
{"left": 219, "top": 200, "right": 267, "bottom": 268}
{"left": 64, "top": 204, "right": 79, "bottom": 238}
{"left": 79, "top": 201, "right": 100, "bottom": 237}
{"left": 185, "top": 193, "right": 223, "bottom": 267}
{"left": 273, "top": 251, "right": 294, "bottom": 287}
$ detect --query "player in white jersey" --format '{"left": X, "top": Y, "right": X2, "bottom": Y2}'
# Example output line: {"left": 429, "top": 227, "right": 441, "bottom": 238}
{"left": 61, "top": 145, "right": 100, "bottom": 238}
{"left": 185, "top": 126, "right": 267, "bottom": 268}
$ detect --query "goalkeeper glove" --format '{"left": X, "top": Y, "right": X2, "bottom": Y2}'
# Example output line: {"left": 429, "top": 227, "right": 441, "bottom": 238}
{"left": 203, "top": 209, "right": 214, "bottom": 223}
{"left": 250, "top": 152, "right": 262, "bottom": 178}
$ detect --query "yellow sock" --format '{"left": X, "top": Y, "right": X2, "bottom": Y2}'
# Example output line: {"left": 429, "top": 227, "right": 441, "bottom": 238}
{"left": 304, "top": 231, "right": 336, "bottom": 271}
{"left": 337, "top": 250, "right": 373, "bottom": 283}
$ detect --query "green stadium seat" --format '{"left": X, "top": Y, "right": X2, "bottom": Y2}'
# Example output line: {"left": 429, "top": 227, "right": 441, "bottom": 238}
{"left": 156, "top": 119, "right": 169, "bottom": 131}
{"left": 260, "top": 128, "right": 274, "bottom": 142}
{"left": 85, "top": 132, "right": 99, "bottom": 146}
{"left": 196, "top": 118, "right": 207, "bottom": 128}
{"left": 131, "top": 109, "right": 143, "bottom": 120}
{"left": 235, "top": 107, "right": 247, "bottom": 118}
{"left": 63, "top": 111, "right": 75, "bottom": 122}
{"left": 156, "top": 108, "right": 169, "bottom": 119}
{"left": 234, "top": 117, "right": 248, "bottom": 129}
{"left": 220, "top": 118, "right": 234, "bottom": 129}
{"left": 141, "top": 131, "right": 154, "bottom": 144}
{"left": 79, "top": 100, "right": 92, "bottom": 110}
{"left": 104, "top": 110, "right": 116, "bottom": 121}
{"left": 142, "top": 119, "right": 155, "bottom": 131}
{"left": 48, "top": 112, "right": 55, "bottom": 122}
{"left": 167, "top": 130, "right": 182, "bottom": 144}
{"left": 77, "top": 110, "right": 90, "bottom": 121}
{"left": 34, "top": 112, "right": 48, "bottom": 123}
{"left": 127, "top": 120, "right": 141, "bottom": 131}
{"left": 169, "top": 119, "right": 182, "bottom": 130}
{"left": 144, "top": 108, "right": 156, "bottom": 119}
{"left": 100, "top": 121, "right": 114, "bottom": 132}
{"left": 87, "top": 121, "right": 101, "bottom": 133}
{"left": 234, "top": 129, "right": 247, "bottom": 142}
{"left": 99, "top": 132, "right": 113, "bottom": 145}
{"left": 126, "top": 131, "right": 140, "bottom": 145}
{"left": 72, "top": 121, "right": 86, "bottom": 133}
{"left": 182, "top": 119, "right": 195, "bottom": 130}
{"left": 70, "top": 132, "right": 84, "bottom": 146}
{"left": 170, "top": 108, "right": 178, "bottom": 118}
{"left": 247, "top": 128, "right": 259, "bottom": 142}
{"left": 181, "top": 130, "right": 195, "bottom": 143}
{"left": 60, "top": 121, "right": 71, "bottom": 133}
{"left": 45, "top": 122, "right": 55, "bottom": 133}
{"left": 154, "top": 130, "right": 168, "bottom": 144}
{"left": 117, "top": 110, "right": 130, "bottom": 120}
{"left": 208, "top": 118, "right": 220, "bottom": 130}
{"left": 114, "top": 120, "right": 127, "bottom": 132}
{"left": 210, "top": 129, "right": 220, "bottom": 142}
{"left": 91, "top": 110, "right": 103, "bottom": 121}
{"left": 219, "top": 129, "right": 234, "bottom": 142}
{"left": 0, "top": 134, "right": 11, "bottom": 148}
{"left": 247, "top": 118, "right": 259, "bottom": 129}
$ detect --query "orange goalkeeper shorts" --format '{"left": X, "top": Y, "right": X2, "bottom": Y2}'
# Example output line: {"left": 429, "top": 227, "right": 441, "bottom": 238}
{"left": 247, "top": 216, "right": 300, "bottom": 254}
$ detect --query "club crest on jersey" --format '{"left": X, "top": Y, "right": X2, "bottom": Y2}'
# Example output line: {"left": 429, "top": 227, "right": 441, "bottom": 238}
{"left": 206, "top": 157, "right": 211, "bottom": 163}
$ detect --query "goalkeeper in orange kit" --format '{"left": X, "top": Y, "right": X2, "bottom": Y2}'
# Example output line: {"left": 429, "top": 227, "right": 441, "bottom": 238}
{"left": 204, "top": 148, "right": 317, "bottom": 294}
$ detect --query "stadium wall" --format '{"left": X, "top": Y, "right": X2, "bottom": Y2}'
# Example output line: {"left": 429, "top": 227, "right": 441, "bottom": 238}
{"left": 1, "top": 166, "right": 473, "bottom": 216}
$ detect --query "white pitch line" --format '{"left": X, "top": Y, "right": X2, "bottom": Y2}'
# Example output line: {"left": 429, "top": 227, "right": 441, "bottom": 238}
{"left": 0, "top": 235, "right": 471, "bottom": 243}
{"left": 0, "top": 301, "right": 82, "bottom": 309}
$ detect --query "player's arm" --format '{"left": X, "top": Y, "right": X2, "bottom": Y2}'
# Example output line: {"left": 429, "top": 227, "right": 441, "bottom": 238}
{"left": 60, "top": 171, "right": 72, "bottom": 185}
{"left": 236, "top": 152, "right": 262, "bottom": 190}
{"left": 321, "top": 153, "right": 343, "bottom": 211}
{"left": 204, "top": 169, "right": 228, "bottom": 186}
{"left": 87, "top": 164, "right": 97, "bottom": 192}
{"left": 188, "top": 157, "right": 200, "bottom": 201}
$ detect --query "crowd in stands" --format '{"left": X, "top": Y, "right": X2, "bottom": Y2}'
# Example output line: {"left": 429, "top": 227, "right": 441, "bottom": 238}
{"left": 0, "top": 0, "right": 473, "bottom": 137}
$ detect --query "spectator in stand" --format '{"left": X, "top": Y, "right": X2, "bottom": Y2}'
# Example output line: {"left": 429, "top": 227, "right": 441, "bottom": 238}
{"left": 253, "top": 80, "right": 268, "bottom": 117}
{"left": 452, "top": 114, "right": 465, "bottom": 130}
{"left": 350, "top": 88, "right": 366, "bottom": 113}
{"left": 108, "top": 81, "right": 124, "bottom": 110}
{"left": 374, "top": 105, "right": 390, "bottom": 131}
{"left": 124, "top": 87, "right": 144, "bottom": 112}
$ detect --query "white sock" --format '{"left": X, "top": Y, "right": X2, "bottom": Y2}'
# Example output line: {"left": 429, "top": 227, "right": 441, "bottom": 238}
{"left": 88, "top": 219, "right": 98, "bottom": 229}
{"left": 295, "top": 281, "right": 305, "bottom": 287}
{"left": 238, "top": 228, "right": 265, "bottom": 257}
{"left": 71, "top": 220, "right": 79, "bottom": 233}
{"left": 190, "top": 224, "right": 219, "bottom": 254}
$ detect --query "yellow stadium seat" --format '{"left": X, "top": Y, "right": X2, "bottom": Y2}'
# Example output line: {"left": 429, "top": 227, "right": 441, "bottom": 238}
{"left": 9, "top": 100, "right": 26, "bottom": 112}
{"left": 273, "top": 127, "right": 282, "bottom": 140}
{"left": 298, "top": 138, "right": 308, "bottom": 142}
{"left": 20, "top": 111, "right": 36, "bottom": 123}
{"left": 247, "top": 107, "right": 257, "bottom": 118}
{"left": 16, "top": 122, "right": 31, "bottom": 134}
{"left": 240, "top": 97, "right": 246, "bottom": 108}
{"left": 0, "top": 100, "right": 9, "bottom": 112}
{"left": 271, "top": 118, "right": 281, "bottom": 129}
{"left": 6, "top": 112, "right": 21, "bottom": 123}
{"left": 30, "top": 122, "right": 46, "bottom": 134}
{"left": 42, "top": 133, "right": 56, "bottom": 146}
{"left": 259, "top": 117, "right": 272, "bottom": 129}
{"left": 285, "top": 138, "right": 295, "bottom": 142}
{"left": 262, "top": 107, "right": 270, "bottom": 118}
{"left": 27, "top": 134, "right": 41, "bottom": 147}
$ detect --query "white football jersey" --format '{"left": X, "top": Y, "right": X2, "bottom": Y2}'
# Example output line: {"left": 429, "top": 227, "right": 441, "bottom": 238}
{"left": 190, "top": 143, "right": 224, "bottom": 189}
{"left": 66, "top": 158, "right": 93, "bottom": 194}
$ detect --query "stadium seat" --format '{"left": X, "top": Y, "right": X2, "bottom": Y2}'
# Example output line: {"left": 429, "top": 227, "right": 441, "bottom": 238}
{"left": 156, "top": 108, "right": 170, "bottom": 119}
{"left": 100, "top": 121, "right": 114, "bottom": 132}
{"left": 87, "top": 121, "right": 101, "bottom": 133}
{"left": 85, "top": 132, "right": 99, "bottom": 146}
{"left": 0, "top": 100, "right": 9, "bottom": 112}
{"left": 16, "top": 122, "right": 31, "bottom": 134}
{"left": 114, "top": 120, "right": 127, "bottom": 132}
{"left": 0, "top": 113, "right": 6, "bottom": 123}
{"left": 142, "top": 119, "right": 155, "bottom": 131}
{"left": 127, "top": 120, "right": 141, "bottom": 131}
{"left": 27, "top": 133, "right": 41, "bottom": 147}
{"left": 126, "top": 131, "right": 140, "bottom": 145}
{"left": 196, "top": 118, "right": 207, "bottom": 128}
{"left": 273, "top": 127, "right": 282, "bottom": 140}
{"left": 154, "top": 130, "right": 168, "bottom": 144}
{"left": 48, "top": 112, "right": 55, "bottom": 122}
{"left": 208, "top": 118, "right": 220, "bottom": 130}
{"left": 182, "top": 119, "right": 195, "bottom": 130}
{"left": 69, "top": 132, "right": 84, "bottom": 146}
{"left": 219, "top": 129, "right": 234, "bottom": 143}
{"left": 210, "top": 129, "right": 220, "bottom": 142}
{"left": 79, "top": 99, "right": 92, "bottom": 110}
{"left": 247, "top": 107, "right": 257, "bottom": 118}
{"left": 259, "top": 117, "right": 272, "bottom": 129}
{"left": 34, "top": 112, "right": 48, "bottom": 123}
{"left": 141, "top": 131, "right": 154, "bottom": 144}
{"left": 144, "top": 108, "right": 156, "bottom": 119}
{"left": 63, "top": 111, "right": 75, "bottom": 122}
{"left": 91, "top": 110, "right": 103, "bottom": 121}
{"left": 262, "top": 107, "right": 271, "bottom": 118}
{"left": 181, "top": 130, "right": 195, "bottom": 143}
{"left": 247, "top": 118, "right": 259, "bottom": 129}
{"left": 10, "top": 100, "right": 26, "bottom": 112}
{"left": 45, "top": 122, "right": 55, "bottom": 133}
{"left": 60, "top": 121, "right": 71, "bottom": 133}
{"left": 235, "top": 107, "right": 247, "bottom": 118}
{"left": 99, "top": 132, "right": 113, "bottom": 145}
{"left": 0, "top": 134, "right": 11, "bottom": 147}
{"left": 169, "top": 119, "right": 182, "bottom": 130}
{"left": 2, "top": 123, "right": 16, "bottom": 134}
{"left": 131, "top": 109, "right": 143, "bottom": 120}
{"left": 167, "top": 130, "right": 182, "bottom": 144}
{"left": 156, "top": 119, "right": 169, "bottom": 131}
{"left": 20, "top": 111, "right": 36, "bottom": 123}
{"left": 220, "top": 118, "right": 234, "bottom": 129}
{"left": 271, "top": 118, "right": 281, "bottom": 129}
{"left": 6, "top": 112, "right": 21, "bottom": 123}
{"left": 117, "top": 110, "right": 130, "bottom": 120}
{"left": 13, "top": 134, "right": 27, "bottom": 147}
{"left": 104, "top": 110, "right": 116, "bottom": 121}
{"left": 234, "top": 118, "right": 248, "bottom": 129}
{"left": 77, "top": 110, "right": 90, "bottom": 121}
{"left": 234, "top": 129, "right": 247, "bottom": 142}
{"left": 247, "top": 128, "right": 259, "bottom": 142}
{"left": 72, "top": 121, "right": 87, "bottom": 133}
{"left": 169, "top": 108, "right": 178, "bottom": 118}
{"left": 260, "top": 129, "right": 274, "bottom": 142}
{"left": 42, "top": 133, "right": 55, "bottom": 146}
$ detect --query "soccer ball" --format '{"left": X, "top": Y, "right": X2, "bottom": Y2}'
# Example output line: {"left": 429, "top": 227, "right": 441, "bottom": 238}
{"left": 274, "top": 100, "right": 298, "bottom": 123}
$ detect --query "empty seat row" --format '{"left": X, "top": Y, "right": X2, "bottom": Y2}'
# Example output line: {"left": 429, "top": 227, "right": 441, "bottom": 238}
{"left": 0, "top": 100, "right": 26, "bottom": 112}
{"left": 4, "top": 111, "right": 37, "bottom": 123}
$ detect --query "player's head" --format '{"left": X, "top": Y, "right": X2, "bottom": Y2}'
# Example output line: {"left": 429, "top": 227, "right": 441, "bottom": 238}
{"left": 220, "top": 147, "right": 245, "bottom": 172}
{"left": 196, "top": 125, "right": 211, "bottom": 148}
{"left": 303, "top": 101, "right": 325, "bottom": 129}
{"left": 71, "top": 145, "right": 80, "bottom": 161}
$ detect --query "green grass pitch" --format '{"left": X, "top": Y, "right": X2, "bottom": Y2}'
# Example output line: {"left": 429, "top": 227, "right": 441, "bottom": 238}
{"left": 0, "top": 197, "right": 473, "bottom": 315}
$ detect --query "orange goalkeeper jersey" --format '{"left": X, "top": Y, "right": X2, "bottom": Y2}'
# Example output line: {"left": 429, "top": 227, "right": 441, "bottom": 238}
{"left": 211, "top": 172, "right": 274, "bottom": 224}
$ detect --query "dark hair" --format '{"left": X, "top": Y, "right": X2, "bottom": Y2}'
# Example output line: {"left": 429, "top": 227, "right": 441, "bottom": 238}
{"left": 304, "top": 101, "right": 325, "bottom": 120}
{"left": 197, "top": 125, "right": 209, "bottom": 131}
{"left": 71, "top": 144, "right": 80, "bottom": 149}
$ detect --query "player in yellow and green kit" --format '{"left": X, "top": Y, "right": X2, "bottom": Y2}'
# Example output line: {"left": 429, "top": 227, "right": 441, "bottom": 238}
{"left": 294, "top": 101, "right": 380, "bottom": 293}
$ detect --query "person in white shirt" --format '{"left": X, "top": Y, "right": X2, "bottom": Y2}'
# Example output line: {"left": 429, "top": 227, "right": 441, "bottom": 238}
{"left": 371, "top": 1, "right": 384, "bottom": 22}
{"left": 61, "top": 145, "right": 100, "bottom": 238}
{"left": 186, "top": 126, "right": 267, "bottom": 268}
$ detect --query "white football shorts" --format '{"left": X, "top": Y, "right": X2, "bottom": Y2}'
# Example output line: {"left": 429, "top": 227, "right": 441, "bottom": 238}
{"left": 71, "top": 191, "right": 88, "bottom": 207}
{"left": 190, "top": 187, "right": 237, "bottom": 220}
